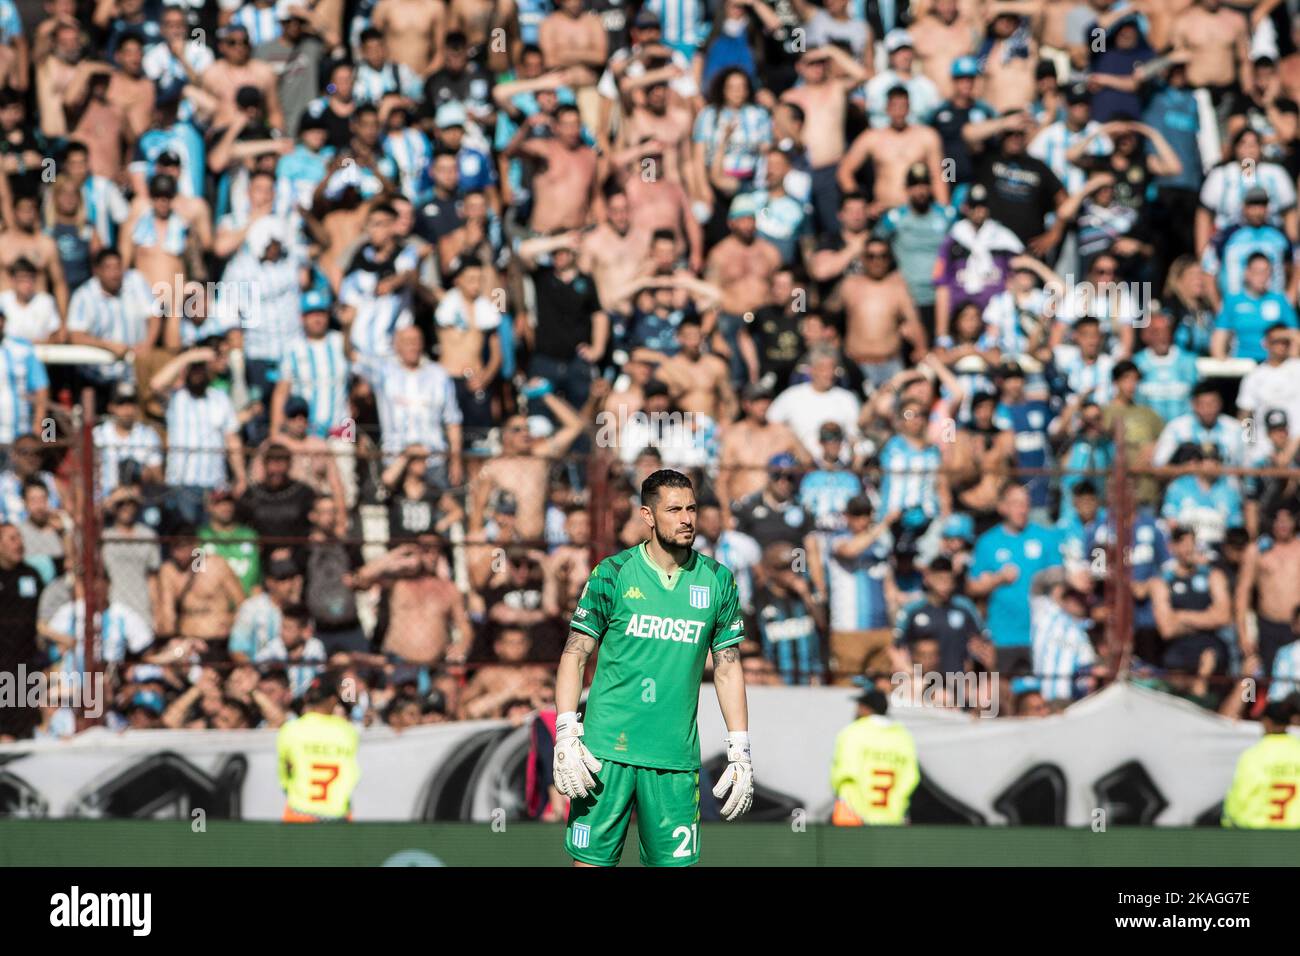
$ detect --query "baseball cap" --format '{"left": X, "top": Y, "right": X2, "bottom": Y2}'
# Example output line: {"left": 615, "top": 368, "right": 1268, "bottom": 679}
{"left": 884, "top": 29, "right": 914, "bottom": 53}
{"left": 283, "top": 396, "right": 310, "bottom": 418}
{"left": 905, "top": 162, "right": 930, "bottom": 186}
{"left": 129, "top": 689, "right": 166, "bottom": 715}
{"left": 942, "top": 512, "right": 975, "bottom": 542}
{"left": 110, "top": 381, "right": 138, "bottom": 405}
{"left": 926, "top": 555, "right": 955, "bottom": 573}
{"left": 1265, "top": 408, "right": 1289, "bottom": 431}
{"left": 301, "top": 288, "right": 332, "bottom": 313}
{"left": 996, "top": 358, "right": 1025, "bottom": 379}
{"left": 951, "top": 55, "right": 979, "bottom": 79}
{"left": 155, "top": 150, "right": 182, "bottom": 167}
{"left": 1065, "top": 83, "right": 1090, "bottom": 105}
{"left": 1244, "top": 186, "right": 1270, "bottom": 205}
{"left": 818, "top": 422, "right": 845, "bottom": 442}
{"left": 435, "top": 101, "right": 468, "bottom": 129}
{"left": 966, "top": 183, "right": 990, "bottom": 207}
{"left": 728, "top": 191, "right": 762, "bottom": 220}
{"left": 854, "top": 686, "right": 890, "bottom": 715}
{"left": 742, "top": 382, "right": 774, "bottom": 401}
{"left": 768, "top": 452, "right": 799, "bottom": 471}
{"left": 643, "top": 379, "right": 670, "bottom": 399}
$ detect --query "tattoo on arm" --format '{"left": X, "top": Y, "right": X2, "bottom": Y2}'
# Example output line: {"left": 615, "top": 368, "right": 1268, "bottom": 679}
{"left": 563, "top": 631, "right": 597, "bottom": 660}
{"left": 714, "top": 645, "right": 741, "bottom": 665}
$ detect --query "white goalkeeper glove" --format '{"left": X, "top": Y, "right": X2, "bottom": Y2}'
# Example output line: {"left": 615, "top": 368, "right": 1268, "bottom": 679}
{"left": 712, "top": 731, "right": 754, "bottom": 821}
{"left": 553, "top": 711, "right": 603, "bottom": 799}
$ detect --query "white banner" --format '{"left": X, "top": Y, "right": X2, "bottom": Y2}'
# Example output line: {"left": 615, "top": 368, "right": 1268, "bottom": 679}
{"left": 0, "top": 683, "right": 1272, "bottom": 823}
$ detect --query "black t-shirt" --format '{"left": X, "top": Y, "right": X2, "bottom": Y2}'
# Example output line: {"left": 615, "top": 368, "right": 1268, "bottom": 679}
{"left": 1075, "top": 153, "right": 1155, "bottom": 215}
{"left": 239, "top": 480, "right": 317, "bottom": 542}
{"left": 414, "top": 193, "right": 464, "bottom": 244}
{"left": 0, "top": 561, "right": 43, "bottom": 738}
{"left": 423, "top": 64, "right": 493, "bottom": 116}
{"left": 532, "top": 267, "right": 601, "bottom": 358}
{"left": 974, "top": 151, "right": 1064, "bottom": 243}
{"left": 753, "top": 305, "right": 804, "bottom": 390}
{"left": 732, "top": 491, "right": 813, "bottom": 547}
{"left": 387, "top": 487, "right": 445, "bottom": 541}
{"left": 930, "top": 101, "right": 992, "bottom": 185}
{"left": 894, "top": 597, "right": 985, "bottom": 674}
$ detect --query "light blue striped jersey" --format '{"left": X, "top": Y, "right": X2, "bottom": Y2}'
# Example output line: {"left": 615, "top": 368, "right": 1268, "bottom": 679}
{"left": 823, "top": 530, "right": 893, "bottom": 631}
{"left": 164, "top": 386, "right": 239, "bottom": 488}
{"left": 1031, "top": 594, "right": 1095, "bottom": 701}
{"left": 372, "top": 357, "right": 463, "bottom": 457}
{"left": 279, "top": 331, "right": 351, "bottom": 438}
{"left": 0, "top": 336, "right": 50, "bottom": 444}
{"left": 878, "top": 434, "right": 942, "bottom": 525}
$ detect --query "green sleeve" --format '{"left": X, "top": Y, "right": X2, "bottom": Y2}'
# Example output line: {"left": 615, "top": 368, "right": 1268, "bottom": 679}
{"left": 711, "top": 566, "right": 745, "bottom": 651}
{"left": 570, "top": 561, "right": 615, "bottom": 640}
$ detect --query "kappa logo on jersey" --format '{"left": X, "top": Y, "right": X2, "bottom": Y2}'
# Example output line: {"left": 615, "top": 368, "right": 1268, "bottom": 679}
{"left": 625, "top": 613, "right": 707, "bottom": 644}
{"left": 689, "top": 585, "right": 710, "bottom": 609}
{"left": 570, "top": 822, "right": 591, "bottom": 849}
{"left": 623, "top": 586, "right": 646, "bottom": 600}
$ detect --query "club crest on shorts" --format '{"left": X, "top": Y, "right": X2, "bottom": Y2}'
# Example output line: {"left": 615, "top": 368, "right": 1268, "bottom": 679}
{"left": 570, "top": 822, "right": 591, "bottom": 849}
{"left": 689, "top": 585, "right": 710, "bottom": 609}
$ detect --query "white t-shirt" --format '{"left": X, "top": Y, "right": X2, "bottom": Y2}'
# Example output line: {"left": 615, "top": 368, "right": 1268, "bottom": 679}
{"left": 767, "top": 383, "right": 862, "bottom": 458}
{"left": 1236, "top": 357, "right": 1300, "bottom": 438}
{"left": 0, "top": 290, "right": 60, "bottom": 342}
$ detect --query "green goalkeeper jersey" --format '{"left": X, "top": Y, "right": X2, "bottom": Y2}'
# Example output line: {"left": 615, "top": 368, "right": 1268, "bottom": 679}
{"left": 570, "top": 543, "right": 745, "bottom": 771}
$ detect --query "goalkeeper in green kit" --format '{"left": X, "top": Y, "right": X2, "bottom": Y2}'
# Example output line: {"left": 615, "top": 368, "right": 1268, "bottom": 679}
{"left": 554, "top": 469, "right": 754, "bottom": 866}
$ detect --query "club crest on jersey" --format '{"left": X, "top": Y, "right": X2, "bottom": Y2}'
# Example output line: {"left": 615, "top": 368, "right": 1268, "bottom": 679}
{"left": 623, "top": 586, "right": 646, "bottom": 600}
{"left": 690, "top": 585, "right": 710, "bottom": 609}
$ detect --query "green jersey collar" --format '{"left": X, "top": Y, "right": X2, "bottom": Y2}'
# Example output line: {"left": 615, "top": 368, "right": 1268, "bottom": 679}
{"left": 638, "top": 541, "right": 697, "bottom": 590}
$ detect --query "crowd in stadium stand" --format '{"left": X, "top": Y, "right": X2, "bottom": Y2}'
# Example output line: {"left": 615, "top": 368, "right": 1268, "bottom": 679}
{"left": 3, "top": 0, "right": 1300, "bottom": 743}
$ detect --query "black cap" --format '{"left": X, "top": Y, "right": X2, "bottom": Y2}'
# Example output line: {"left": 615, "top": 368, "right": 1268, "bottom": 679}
{"left": 970, "top": 390, "right": 999, "bottom": 409}
{"left": 110, "top": 381, "right": 138, "bottom": 405}
{"left": 927, "top": 555, "right": 954, "bottom": 573}
{"left": 643, "top": 380, "right": 670, "bottom": 399}
{"left": 156, "top": 150, "right": 182, "bottom": 167}
{"left": 1265, "top": 408, "right": 1289, "bottom": 431}
{"left": 632, "top": 8, "right": 661, "bottom": 28}
{"left": 742, "top": 382, "right": 774, "bottom": 402}
{"left": 1244, "top": 186, "right": 1270, "bottom": 205}
{"left": 966, "top": 183, "right": 990, "bottom": 207}
{"left": 855, "top": 686, "right": 889, "bottom": 715}
{"left": 996, "top": 359, "right": 1025, "bottom": 380}
{"left": 1065, "top": 83, "right": 1090, "bottom": 105}
{"left": 299, "top": 112, "right": 329, "bottom": 133}
{"left": 905, "top": 162, "right": 930, "bottom": 186}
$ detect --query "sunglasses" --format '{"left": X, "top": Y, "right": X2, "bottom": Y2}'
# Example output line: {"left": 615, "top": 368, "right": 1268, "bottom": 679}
{"left": 864, "top": 251, "right": 889, "bottom": 259}
{"left": 773, "top": 471, "right": 799, "bottom": 481}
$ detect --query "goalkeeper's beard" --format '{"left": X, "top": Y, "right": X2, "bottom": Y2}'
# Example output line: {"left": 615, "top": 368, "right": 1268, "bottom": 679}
{"left": 653, "top": 522, "right": 695, "bottom": 558}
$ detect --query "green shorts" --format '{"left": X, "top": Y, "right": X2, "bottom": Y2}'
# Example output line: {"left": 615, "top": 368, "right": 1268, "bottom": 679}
{"left": 565, "top": 760, "right": 701, "bottom": 867}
